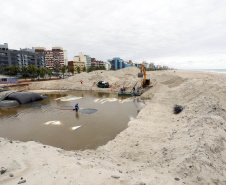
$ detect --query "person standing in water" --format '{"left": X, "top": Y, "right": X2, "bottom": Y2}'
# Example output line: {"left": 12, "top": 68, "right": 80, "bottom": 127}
{"left": 74, "top": 103, "right": 79, "bottom": 112}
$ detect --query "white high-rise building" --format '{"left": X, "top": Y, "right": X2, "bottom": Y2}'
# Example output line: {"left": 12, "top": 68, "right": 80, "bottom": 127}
{"left": 63, "top": 50, "right": 68, "bottom": 66}
{"left": 104, "top": 61, "right": 111, "bottom": 70}
{"left": 73, "top": 52, "right": 87, "bottom": 67}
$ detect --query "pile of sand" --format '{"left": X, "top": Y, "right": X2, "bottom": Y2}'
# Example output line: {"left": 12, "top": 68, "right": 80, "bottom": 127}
{"left": 0, "top": 70, "right": 226, "bottom": 185}
{"left": 28, "top": 67, "right": 142, "bottom": 92}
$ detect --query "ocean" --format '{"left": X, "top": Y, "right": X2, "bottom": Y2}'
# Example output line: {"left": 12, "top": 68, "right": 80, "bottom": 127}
{"left": 187, "top": 69, "right": 226, "bottom": 73}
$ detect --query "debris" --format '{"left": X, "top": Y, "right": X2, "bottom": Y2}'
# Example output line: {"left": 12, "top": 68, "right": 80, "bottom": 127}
{"left": 9, "top": 173, "right": 14, "bottom": 177}
{"left": 174, "top": 105, "right": 183, "bottom": 114}
{"left": 1, "top": 167, "right": 6, "bottom": 174}
{"left": 111, "top": 175, "right": 120, "bottom": 179}
{"left": 18, "top": 179, "right": 26, "bottom": 184}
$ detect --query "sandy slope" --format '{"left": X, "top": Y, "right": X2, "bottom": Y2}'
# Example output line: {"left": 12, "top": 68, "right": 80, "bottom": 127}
{"left": 0, "top": 68, "right": 226, "bottom": 185}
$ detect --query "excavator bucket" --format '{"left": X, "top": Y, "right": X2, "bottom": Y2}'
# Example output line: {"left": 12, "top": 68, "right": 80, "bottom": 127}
{"left": 138, "top": 73, "right": 143, "bottom": 78}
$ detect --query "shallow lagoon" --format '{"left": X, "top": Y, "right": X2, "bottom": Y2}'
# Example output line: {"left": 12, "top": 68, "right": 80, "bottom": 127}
{"left": 0, "top": 91, "right": 145, "bottom": 150}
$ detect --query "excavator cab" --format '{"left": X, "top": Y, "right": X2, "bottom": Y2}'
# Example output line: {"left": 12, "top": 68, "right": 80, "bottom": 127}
{"left": 139, "top": 62, "right": 151, "bottom": 87}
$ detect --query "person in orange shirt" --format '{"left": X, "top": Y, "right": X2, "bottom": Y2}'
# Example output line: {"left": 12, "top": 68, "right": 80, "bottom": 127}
{"left": 81, "top": 80, "right": 83, "bottom": 84}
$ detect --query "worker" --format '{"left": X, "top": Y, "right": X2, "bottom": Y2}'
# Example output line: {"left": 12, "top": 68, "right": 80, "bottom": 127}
{"left": 74, "top": 103, "right": 79, "bottom": 112}
{"left": 137, "top": 87, "right": 140, "bottom": 94}
{"left": 81, "top": 80, "right": 83, "bottom": 84}
{"left": 123, "top": 86, "right": 125, "bottom": 91}
{"left": 132, "top": 86, "right": 135, "bottom": 92}
{"left": 120, "top": 87, "right": 123, "bottom": 93}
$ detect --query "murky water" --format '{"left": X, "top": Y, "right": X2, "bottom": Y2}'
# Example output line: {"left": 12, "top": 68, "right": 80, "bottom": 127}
{"left": 0, "top": 91, "right": 145, "bottom": 150}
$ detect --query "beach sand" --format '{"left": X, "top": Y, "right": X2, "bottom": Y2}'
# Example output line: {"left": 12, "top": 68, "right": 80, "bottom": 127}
{"left": 0, "top": 68, "right": 226, "bottom": 185}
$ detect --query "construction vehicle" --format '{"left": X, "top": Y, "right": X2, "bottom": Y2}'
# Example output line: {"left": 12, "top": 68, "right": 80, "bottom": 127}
{"left": 97, "top": 81, "right": 110, "bottom": 88}
{"left": 138, "top": 62, "right": 151, "bottom": 87}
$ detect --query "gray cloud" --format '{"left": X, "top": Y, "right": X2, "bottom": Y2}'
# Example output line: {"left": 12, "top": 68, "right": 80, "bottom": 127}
{"left": 1, "top": 0, "right": 226, "bottom": 69}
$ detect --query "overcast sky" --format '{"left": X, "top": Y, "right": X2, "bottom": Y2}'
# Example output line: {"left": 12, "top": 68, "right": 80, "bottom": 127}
{"left": 1, "top": 0, "right": 226, "bottom": 69}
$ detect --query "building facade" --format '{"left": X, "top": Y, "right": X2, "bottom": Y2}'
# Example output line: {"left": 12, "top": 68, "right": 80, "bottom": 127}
{"left": 73, "top": 52, "right": 92, "bottom": 70}
{"left": 0, "top": 43, "right": 45, "bottom": 68}
{"left": 91, "top": 58, "right": 104, "bottom": 68}
{"left": 35, "top": 47, "right": 67, "bottom": 69}
{"left": 85, "top": 55, "right": 91, "bottom": 69}
{"left": 68, "top": 60, "right": 85, "bottom": 74}
{"left": 104, "top": 61, "right": 111, "bottom": 70}
{"left": 108, "top": 57, "right": 133, "bottom": 70}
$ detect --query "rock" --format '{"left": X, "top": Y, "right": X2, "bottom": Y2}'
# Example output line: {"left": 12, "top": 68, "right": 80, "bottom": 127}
{"left": 119, "top": 170, "right": 123, "bottom": 173}
{"left": 77, "top": 162, "right": 81, "bottom": 165}
{"left": 1, "top": 167, "right": 6, "bottom": 174}
{"left": 139, "top": 182, "right": 146, "bottom": 185}
{"left": 197, "top": 176, "right": 202, "bottom": 181}
{"left": 111, "top": 175, "right": 120, "bottom": 179}
{"left": 18, "top": 179, "right": 26, "bottom": 184}
{"left": 9, "top": 173, "right": 14, "bottom": 177}
{"left": 9, "top": 140, "right": 13, "bottom": 143}
{"left": 117, "top": 164, "right": 121, "bottom": 166}
{"left": 175, "top": 177, "right": 180, "bottom": 181}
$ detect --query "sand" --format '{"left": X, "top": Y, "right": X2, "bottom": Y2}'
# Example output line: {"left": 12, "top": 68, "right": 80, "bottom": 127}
{"left": 0, "top": 68, "right": 226, "bottom": 185}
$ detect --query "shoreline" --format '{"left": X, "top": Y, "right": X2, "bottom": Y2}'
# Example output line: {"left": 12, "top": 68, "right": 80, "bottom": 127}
{"left": 0, "top": 68, "right": 226, "bottom": 184}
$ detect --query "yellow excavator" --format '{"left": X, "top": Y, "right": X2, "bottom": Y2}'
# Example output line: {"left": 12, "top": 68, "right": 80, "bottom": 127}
{"left": 138, "top": 62, "right": 151, "bottom": 87}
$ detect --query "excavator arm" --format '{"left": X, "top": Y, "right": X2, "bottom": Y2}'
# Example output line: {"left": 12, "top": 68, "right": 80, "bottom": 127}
{"left": 141, "top": 62, "right": 146, "bottom": 86}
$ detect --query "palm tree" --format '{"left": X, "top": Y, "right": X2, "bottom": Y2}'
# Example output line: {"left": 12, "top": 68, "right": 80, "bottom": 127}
{"left": 12, "top": 65, "right": 20, "bottom": 77}
{"left": 47, "top": 68, "right": 52, "bottom": 79}
{"left": 21, "top": 66, "right": 27, "bottom": 81}
{"left": 76, "top": 66, "right": 81, "bottom": 74}
{"left": 88, "top": 66, "right": 93, "bottom": 72}
{"left": 69, "top": 66, "right": 74, "bottom": 75}
{"left": 82, "top": 66, "right": 86, "bottom": 72}
{"left": 28, "top": 65, "right": 37, "bottom": 80}
{"left": 0, "top": 65, "right": 3, "bottom": 74}
{"left": 100, "top": 66, "right": 106, "bottom": 70}
{"left": 53, "top": 68, "right": 60, "bottom": 78}
{"left": 4, "top": 66, "right": 11, "bottom": 76}
{"left": 95, "top": 66, "right": 100, "bottom": 70}
{"left": 40, "top": 67, "right": 47, "bottom": 79}
{"left": 37, "top": 68, "right": 41, "bottom": 80}
{"left": 65, "top": 65, "right": 69, "bottom": 73}
{"left": 61, "top": 66, "right": 66, "bottom": 78}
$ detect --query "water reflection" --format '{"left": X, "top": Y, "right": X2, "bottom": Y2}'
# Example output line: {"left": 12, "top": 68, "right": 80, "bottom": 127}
{"left": 71, "top": 125, "right": 82, "bottom": 131}
{"left": 44, "top": 120, "right": 61, "bottom": 125}
{"left": 75, "top": 112, "right": 79, "bottom": 119}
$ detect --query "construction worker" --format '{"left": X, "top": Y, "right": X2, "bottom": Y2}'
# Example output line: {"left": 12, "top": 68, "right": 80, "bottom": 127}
{"left": 120, "top": 87, "right": 123, "bottom": 93}
{"left": 137, "top": 87, "right": 140, "bottom": 94}
{"left": 74, "top": 103, "right": 79, "bottom": 112}
{"left": 81, "top": 80, "right": 83, "bottom": 84}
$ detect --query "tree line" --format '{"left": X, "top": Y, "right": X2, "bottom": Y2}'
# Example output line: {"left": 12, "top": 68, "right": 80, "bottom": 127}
{"left": 0, "top": 65, "right": 75, "bottom": 80}
{"left": 0, "top": 64, "right": 106, "bottom": 79}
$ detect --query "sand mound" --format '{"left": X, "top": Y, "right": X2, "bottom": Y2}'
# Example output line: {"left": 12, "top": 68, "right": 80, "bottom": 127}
{"left": 29, "top": 67, "right": 142, "bottom": 92}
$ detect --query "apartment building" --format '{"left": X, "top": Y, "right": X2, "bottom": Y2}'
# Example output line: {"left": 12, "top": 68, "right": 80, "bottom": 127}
{"left": 108, "top": 57, "right": 133, "bottom": 70}
{"left": 73, "top": 52, "right": 91, "bottom": 70}
{"left": 68, "top": 60, "right": 85, "bottom": 74}
{"left": 0, "top": 43, "right": 45, "bottom": 68}
{"left": 91, "top": 58, "right": 104, "bottom": 68}
{"left": 35, "top": 47, "right": 67, "bottom": 69}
